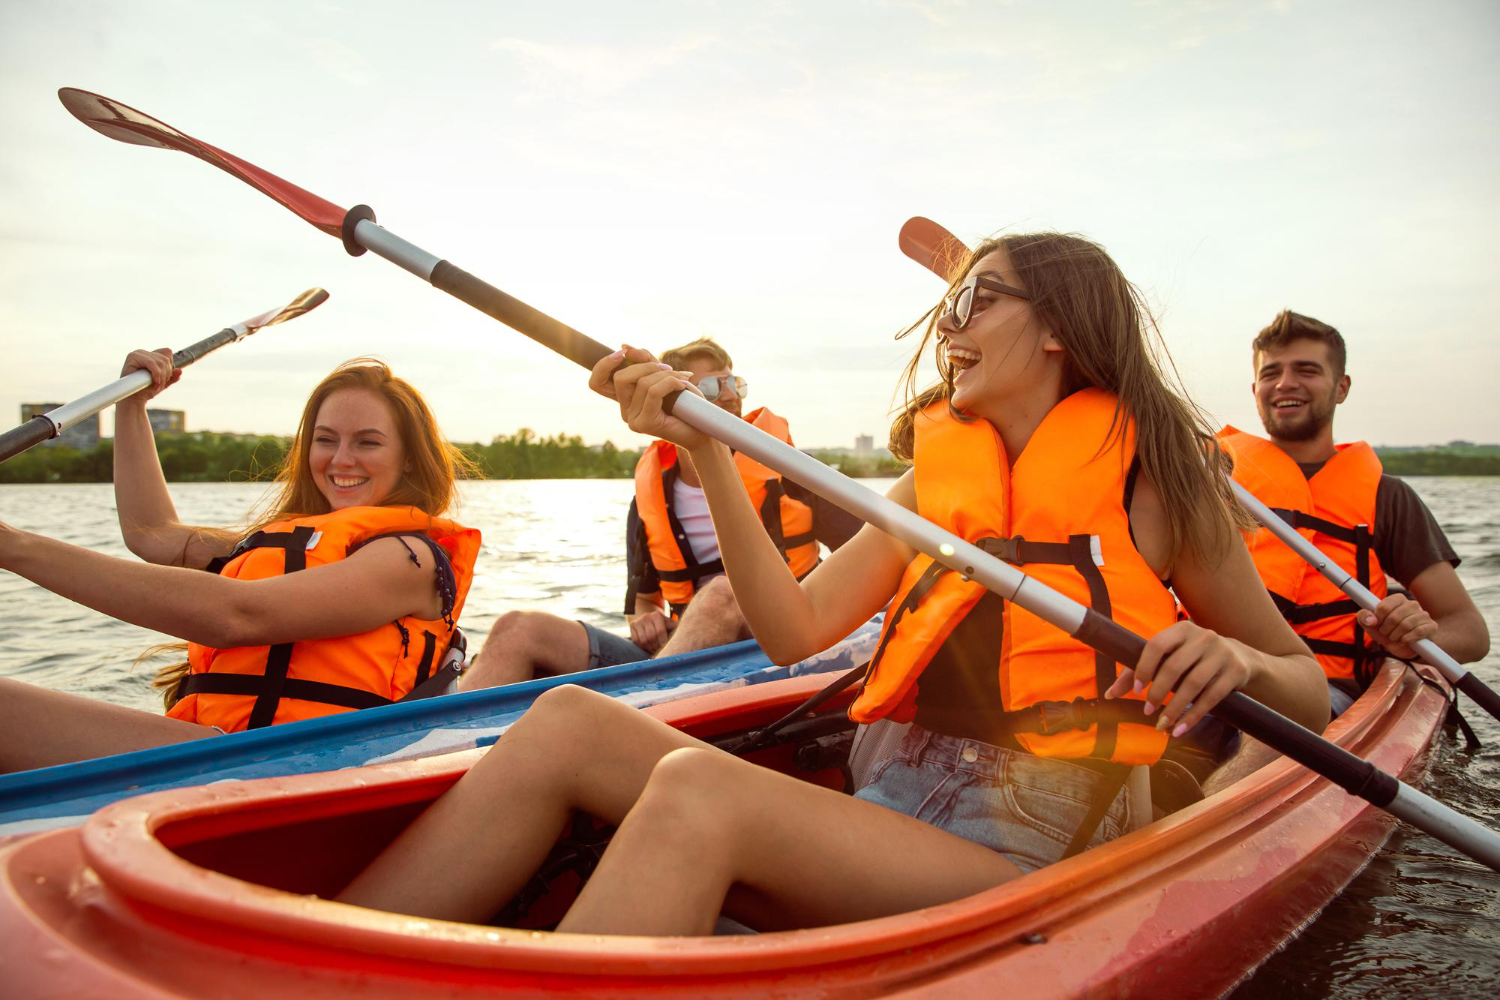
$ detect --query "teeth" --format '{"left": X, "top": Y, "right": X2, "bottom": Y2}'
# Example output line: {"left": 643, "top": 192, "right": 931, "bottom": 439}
{"left": 332, "top": 476, "right": 368, "bottom": 487}
{"left": 948, "top": 347, "right": 981, "bottom": 371}
{"left": 1274, "top": 401, "right": 1304, "bottom": 408}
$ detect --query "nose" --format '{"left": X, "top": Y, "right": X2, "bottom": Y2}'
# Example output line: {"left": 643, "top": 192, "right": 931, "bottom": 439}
{"left": 717, "top": 380, "right": 736, "bottom": 401}
{"left": 937, "top": 307, "right": 959, "bottom": 339}
{"left": 331, "top": 441, "right": 357, "bottom": 468}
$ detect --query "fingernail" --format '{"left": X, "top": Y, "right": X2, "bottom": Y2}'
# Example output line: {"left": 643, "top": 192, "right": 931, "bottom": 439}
{"left": 1103, "top": 688, "right": 1115, "bottom": 700}
{"left": 656, "top": 362, "right": 673, "bottom": 370}
{"left": 1172, "top": 722, "right": 1189, "bottom": 738}
{"left": 606, "top": 349, "right": 624, "bottom": 361}
{"left": 1142, "top": 701, "right": 1156, "bottom": 716}
{"left": 1132, "top": 681, "right": 1144, "bottom": 695}
{"left": 1155, "top": 715, "right": 1170, "bottom": 732}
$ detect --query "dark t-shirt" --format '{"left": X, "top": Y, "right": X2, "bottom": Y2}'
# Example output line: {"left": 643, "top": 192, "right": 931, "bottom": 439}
{"left": 1296, "top": 461, "right": 1459, "bottom": 585}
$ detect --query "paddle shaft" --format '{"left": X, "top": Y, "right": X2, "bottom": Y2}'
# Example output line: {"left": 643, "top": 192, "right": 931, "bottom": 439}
{"left": 339, "top": 209, "right": 1500, "bottom": 870}
{"left": 1230, "top": 480, "right": 1500, "bottom": 721}
{"left": 0, "top": 328, "right": 242, "bottom": 464}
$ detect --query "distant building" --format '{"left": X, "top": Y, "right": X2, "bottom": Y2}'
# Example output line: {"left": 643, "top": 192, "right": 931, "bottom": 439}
{"left": 855, "top": 434, "right": 874, "bottom": 455}
{"left": 20, "top": 403, "right": 99, "bottom": 451}
{"left": 147, "top": 409, "right": 186, "bottom": 435}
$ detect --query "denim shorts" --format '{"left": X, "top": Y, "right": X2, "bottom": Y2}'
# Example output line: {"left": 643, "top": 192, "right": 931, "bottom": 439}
{"left": 578, "top": 622, "right": 651, "bottom": 670}
{"left": 853, "top": 725, "right": 1134, "bottom": 874}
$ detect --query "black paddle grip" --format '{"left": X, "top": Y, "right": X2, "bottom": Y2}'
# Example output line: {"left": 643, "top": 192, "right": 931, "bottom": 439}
{"left": 0, "top": 416, "right": 56, "bottom": 464}
{"left": 1075, "top": 608, "right": 1400, "bottom": 807}
{"left": 1456, "top": 671, "right": 1500, "bottom": 722}
{"left": 429, "top": 260, "right": 612, "bottom": 370}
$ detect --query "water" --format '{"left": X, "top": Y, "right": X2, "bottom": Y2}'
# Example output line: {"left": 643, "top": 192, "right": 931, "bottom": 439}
{"left": 1, "top": 477, "right": 1496, "bottom": 992}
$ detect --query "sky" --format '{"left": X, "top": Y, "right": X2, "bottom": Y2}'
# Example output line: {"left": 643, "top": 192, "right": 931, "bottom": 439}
{"left": 2, "top": 0, "right": 1497, "bottom": 451}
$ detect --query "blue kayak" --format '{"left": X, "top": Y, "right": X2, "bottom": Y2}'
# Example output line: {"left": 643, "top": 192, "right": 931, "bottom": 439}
{"left": 0, "top": 621, "right": 879, "bottom": 837}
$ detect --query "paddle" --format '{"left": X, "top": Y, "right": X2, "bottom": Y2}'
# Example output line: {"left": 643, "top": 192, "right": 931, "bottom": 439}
{"left": 898, "top": 217, "right": 1500, "bottom": 726}
{"left": 0, "top": 288, "right": 328, "bottom": 464}
{"left": 56, "top": 88, "right": 1500, "bottom": 871}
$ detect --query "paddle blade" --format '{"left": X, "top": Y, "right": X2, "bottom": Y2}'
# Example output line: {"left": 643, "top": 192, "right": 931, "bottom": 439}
{"left": 58, "top": 88, "right": 349, "bottom": 238}
{"left": 898, "top": 217, "right": 970, "bottom": 281}
{"left": 242, "top": 288, "right": 330, "bottom": 335}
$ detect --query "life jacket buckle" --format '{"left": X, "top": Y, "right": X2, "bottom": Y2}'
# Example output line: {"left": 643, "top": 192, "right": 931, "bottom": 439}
{"left": 979, "top": 535, "right": 1024, "bottom": 564}
{"left": 1035, "top": 697, "right": 1093, "bottom": 736}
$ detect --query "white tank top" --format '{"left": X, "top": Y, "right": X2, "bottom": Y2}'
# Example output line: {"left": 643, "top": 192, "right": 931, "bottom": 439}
{"left": 671, "top": 478, "right": 723, "bottom": 578}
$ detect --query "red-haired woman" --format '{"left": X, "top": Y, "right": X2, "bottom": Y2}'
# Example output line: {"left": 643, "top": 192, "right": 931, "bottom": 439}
{"left": 0, "top": 352, "right": 480, "bottom": 772}
{"left": 336, "top": 232, "right": 1328, "bottom": 933}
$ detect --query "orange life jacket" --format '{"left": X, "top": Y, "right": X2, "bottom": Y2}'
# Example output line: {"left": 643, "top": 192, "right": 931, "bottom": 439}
{"left": 633, "top": 406, "right": 818, "bottom": 615}
{"left": 1218, "top": 427, "right": 1386, "bottom": 687}
{"left": 851, "top": 389, "right": 1179, "bottom": 766}
{"left": 168, "top": 505, "right": 480, "bottom": 732}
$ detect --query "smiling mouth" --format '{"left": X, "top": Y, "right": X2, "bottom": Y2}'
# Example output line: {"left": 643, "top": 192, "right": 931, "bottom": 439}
{"left": 330, "top": 475, "right": 370, "bottom": 489}
{"left": 1272, "top": 400, "right": 1306, "bottom": 410}
{"left": 948, "top": 347, "right": 981, "bottom": 372}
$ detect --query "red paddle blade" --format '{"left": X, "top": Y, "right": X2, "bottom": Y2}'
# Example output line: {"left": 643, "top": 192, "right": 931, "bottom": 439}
{"left": 57, "top": 88, "right": 348, "bottom": 238}
{"left": 898, "top": 216, "right": 970, "bottom": 281}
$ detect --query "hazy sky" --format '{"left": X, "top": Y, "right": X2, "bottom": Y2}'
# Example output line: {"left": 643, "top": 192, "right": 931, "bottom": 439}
{"left": 2, "top": 0, "right": 1497, "bottom": 450}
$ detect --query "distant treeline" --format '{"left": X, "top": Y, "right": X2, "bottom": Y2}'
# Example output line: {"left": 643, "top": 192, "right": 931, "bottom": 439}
{"left": 7, "top": 432, "right": 1491, "bottom": 485}
{"left": 1376, "top": 448, "right": 1500, "bottom": 476}
{"left": 0, "top": 433, "right": 291, "bottom": 484}
{"left": 0, "top": 430, "right": 637, "bottom": 484}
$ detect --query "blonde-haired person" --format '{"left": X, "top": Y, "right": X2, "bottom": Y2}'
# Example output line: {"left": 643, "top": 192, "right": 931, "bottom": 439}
{"left": 0, "top": 352, "right": 480, "bottom": 773}
{"left": 335, "top": 231, "right": 1326, "bottom": 933}
{"left": 461, "top": 336, "right": 860, "bottom": 688}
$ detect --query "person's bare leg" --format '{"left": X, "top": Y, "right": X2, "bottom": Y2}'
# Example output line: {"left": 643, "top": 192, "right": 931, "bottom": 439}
{"left": 336, "top": 683, "right": 713, "bottom": 921}
{"left": 0, "top": 677, "right": 214, "bottom": 774}
{"left": 1201, "top": 736, "right": 1280, "bottom": 796}
{"left": 459, "top": 611, "right": 592, "bottom": 690}
{"left": 655, "top": 577, "right": 748, "bottom": 659}
{"left": 557, "top": 746, "right": 1022, "bottom": 936}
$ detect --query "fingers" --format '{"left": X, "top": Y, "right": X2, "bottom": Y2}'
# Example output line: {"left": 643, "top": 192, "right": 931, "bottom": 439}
{"left": 1361, "top": 595, "right": 1435, "bottom": 652}
{"left": 1124, "top": 622, "right": 1252, "bottom": 736}
{"left": 588, "top": 345, "right": 657, "bottom": 402}
{"left": 122, "top": 348, "right": 179, "bottom": 393}
{"left": 623, "top": 369, "right": 702, "bottom": 434}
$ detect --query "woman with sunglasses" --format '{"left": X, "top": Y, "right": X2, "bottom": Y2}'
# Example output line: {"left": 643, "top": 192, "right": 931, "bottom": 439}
{"left": 338, "top": 232, "right": 1327, "bottom": 933}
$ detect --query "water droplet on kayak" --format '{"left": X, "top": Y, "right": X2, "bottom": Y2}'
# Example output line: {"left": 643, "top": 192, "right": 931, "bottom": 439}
{"left": 1019, "top": 932, "right": 1047, "bottom": 945}
{"left": 485, "top": 931, "right": 501, "bottom": 942}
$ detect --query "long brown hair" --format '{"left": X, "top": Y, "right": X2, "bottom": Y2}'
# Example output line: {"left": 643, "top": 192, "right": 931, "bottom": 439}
{"left": 150, "top": 358, "right": 476, "bottom": 706}
{"left": 889, "top": 232, "right": 1247, "bottom": 560}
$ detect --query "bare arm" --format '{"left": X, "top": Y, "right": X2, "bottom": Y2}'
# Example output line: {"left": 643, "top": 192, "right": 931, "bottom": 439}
{"left": 690, "top": 440, "right": 913, "bottom": 662}
{"left": 1362, "top": 560, "right": 1490, "bottom": 663}
{"left": 112, "top": 349, "right": 236, "bottom": 568}
{"left": 0, "top": 525, "right": 442, "bottom": 649}
{"left": 591, "top": 349, "right": 912, "bottom": 664}
{"left": 1107, "top": 475, "right": 1329, "bottom": 735}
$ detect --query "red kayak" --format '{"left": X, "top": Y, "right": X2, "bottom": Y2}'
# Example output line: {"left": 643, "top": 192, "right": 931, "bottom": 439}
{"left": 0, "top": 661, "right": 1447, "bottom": 998}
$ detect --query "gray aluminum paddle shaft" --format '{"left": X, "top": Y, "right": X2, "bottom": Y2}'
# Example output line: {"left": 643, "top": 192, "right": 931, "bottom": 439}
{"left": 0, "top": 289, "right": 326, "bottom": 465}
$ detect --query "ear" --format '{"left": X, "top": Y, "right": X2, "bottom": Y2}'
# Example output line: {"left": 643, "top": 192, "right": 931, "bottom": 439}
{"left": 1335, "top": 373, "right": 1351, "bottom": 404}
{"left": 1041, "top": 329, "right": 1065, "bottom": 354}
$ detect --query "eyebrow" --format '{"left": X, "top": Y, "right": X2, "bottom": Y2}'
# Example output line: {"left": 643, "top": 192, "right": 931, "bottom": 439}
{"left": 313, "top": 425, "right": 388, "bottom": 436}
{"left": 1257, "top": 360, "right": 1325, "bottom": 376}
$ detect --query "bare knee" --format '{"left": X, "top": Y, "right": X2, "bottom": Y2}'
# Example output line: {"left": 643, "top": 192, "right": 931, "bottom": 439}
{"left": 634, "top": 748, "right": 740, "bottom": 835}
{"left": 692, "top": 577, "right": 740, "bottom": 614}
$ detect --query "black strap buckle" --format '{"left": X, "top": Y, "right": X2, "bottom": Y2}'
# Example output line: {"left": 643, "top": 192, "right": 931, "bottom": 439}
{"left": 979, "top": 535, "right": 1024, "bottom": 564}
{"left": 1035, "top": 697, "right": 1093, "bottom": 736}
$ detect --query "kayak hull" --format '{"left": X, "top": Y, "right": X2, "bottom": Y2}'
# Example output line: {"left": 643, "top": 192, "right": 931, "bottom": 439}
{"left": 0, "top": 662, "right": 1449, "bottom": 998}
{"left": 0, "top": 622, "right": 879, "bottom": 839}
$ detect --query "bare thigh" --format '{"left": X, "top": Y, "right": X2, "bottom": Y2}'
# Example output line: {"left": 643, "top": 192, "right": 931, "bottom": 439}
{"left": 0, "top": 677, "right": 214, "bottom": 773}
{"left": 576, "top": 743, "right": 1022, "bottom": 933}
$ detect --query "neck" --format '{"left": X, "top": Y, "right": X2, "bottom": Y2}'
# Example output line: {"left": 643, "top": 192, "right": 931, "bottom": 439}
{"left": 970, "top": 376, "right": 1068, "bottom": 465}
{"left": 1269, "top": 423, "right": 1337, "bottom": 465}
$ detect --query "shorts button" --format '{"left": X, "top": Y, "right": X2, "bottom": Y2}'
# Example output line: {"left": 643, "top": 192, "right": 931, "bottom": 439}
{"left": 961, "top": 746, "right": 979, "bottom": 763}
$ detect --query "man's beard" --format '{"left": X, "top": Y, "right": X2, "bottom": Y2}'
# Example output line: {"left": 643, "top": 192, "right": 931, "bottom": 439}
{"left": 1259, "top": 392, "right": 1335, "bottom": 442}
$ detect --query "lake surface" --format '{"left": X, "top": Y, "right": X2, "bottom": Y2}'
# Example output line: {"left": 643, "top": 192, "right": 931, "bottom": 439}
{"left": 1, "top": 477, "right": 1496, "bottom": 993}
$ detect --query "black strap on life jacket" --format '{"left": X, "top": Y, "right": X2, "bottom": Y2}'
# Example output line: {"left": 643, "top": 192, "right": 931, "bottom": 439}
{"left": 1265, "top": 508, "right": 1381, "bottom": 691}
{"left": 977, "top": 533, "right": 1121, "bottom": 759}
{"left": 186, "top": 525, "right": 318, "bottom": 729}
